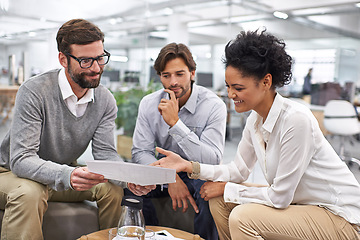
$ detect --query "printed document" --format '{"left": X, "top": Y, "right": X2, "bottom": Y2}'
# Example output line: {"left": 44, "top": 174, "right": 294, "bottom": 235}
{"left": 86, "top": 160, "right": 176, "bottom": 186}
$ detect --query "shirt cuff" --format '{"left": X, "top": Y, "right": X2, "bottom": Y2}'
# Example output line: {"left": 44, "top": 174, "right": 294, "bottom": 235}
{"left": 187, "top": 161, "right": 200, "bottom": 179}
{"left": 223, "top": 182, "right": 247, "bottom": 204}
{"left": 168, "top": 119, "right": 190, "bottom": 142}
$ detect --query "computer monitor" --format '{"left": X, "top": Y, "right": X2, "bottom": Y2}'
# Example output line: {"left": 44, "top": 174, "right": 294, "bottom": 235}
{"left": 196, "top": 72, "right": 213, "bottom": 88}
{"left": 124, "top": 71, "right": 140, "bottom": 83}
{"left": 102, "top": 70, "right": 120, "bottom": 82}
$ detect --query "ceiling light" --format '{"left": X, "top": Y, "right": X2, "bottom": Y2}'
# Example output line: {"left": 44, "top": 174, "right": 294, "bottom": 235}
{"left": 154, "top": 25, "right": 167, "bottom": 31}
{"left": 273, "top": 11, "right": 288, "bottom": 20}
{"left": 356, "top": 3, "right": 360, "bottom": 8}
{"left": 109, "top": 18, "right": 117, "bottom": 25}
{"left": 111, "top": 56, "right": 128, "bottom": 62}
{"left": 188, "top": 20, "right": 217, "bottom": 28}
{"left": 163, "top": 7, "right": 173, "bottom": 16}
{"left": 28, "top": 32, "right": 37, "bottom": 37}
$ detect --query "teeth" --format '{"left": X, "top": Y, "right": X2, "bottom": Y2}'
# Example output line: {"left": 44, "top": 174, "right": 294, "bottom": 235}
{"left": 234, "top": 100, "right": 244, "bottom": 103}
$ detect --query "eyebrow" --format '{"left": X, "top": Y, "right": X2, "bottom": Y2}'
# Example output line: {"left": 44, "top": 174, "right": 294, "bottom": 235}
{"left": 161, "top": 70, "right": 186, "bottom": 75}
{"left": 76, "top": 52, "right": 106, "bottom": 59}
{"left": 225, "top": 80, "right": 245, "bottom": 87}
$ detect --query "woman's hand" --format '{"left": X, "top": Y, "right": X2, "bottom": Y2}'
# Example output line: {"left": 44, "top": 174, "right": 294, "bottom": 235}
{"left": 127, "top": 183, "right": 156, "bottom": 196}
{"left": 153, "top": 147, "right": 192, "bottom": 173}
{"left": 200, "top": 181, "right": 226, "bottom": 201}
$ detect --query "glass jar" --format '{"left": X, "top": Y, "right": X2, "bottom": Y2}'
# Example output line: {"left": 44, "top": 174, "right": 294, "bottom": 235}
{"left": 116, "top": 196, "right": 145, "bottom": 240}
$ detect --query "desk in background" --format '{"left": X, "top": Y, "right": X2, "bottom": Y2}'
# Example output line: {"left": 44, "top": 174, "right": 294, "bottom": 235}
{"left": 0, "top": 85, "right": 19, "bottom": 124}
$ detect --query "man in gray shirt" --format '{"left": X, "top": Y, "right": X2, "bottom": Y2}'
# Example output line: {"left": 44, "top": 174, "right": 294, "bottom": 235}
{"left": 0, "top": 19, "right": 153, "bottom": 240}
{"left": 131, "top": 43, "right": 227, "bottom": 240}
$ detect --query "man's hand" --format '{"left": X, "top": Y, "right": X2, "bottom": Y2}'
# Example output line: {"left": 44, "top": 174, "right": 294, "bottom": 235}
{"left": 168, "top": 175, "right": 199, "bottom": 213}
{"left": 70, "top": 167, "right": 108, "bottom": 191}
{"left": 128, "top": 183, "right": 156, "bottom": 196}
{"left": 200, "top": 181, "right": 226, "bottom": 201}
{"left": 158, "top": 89, "right": 179, "bottom": 127}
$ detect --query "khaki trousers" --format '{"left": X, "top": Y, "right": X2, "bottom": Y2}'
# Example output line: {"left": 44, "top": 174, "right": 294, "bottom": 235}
{"left": 209, "top": 196, "right": 360, "bottom": 240}
{"left": 0, "top": 169, "right": 124, "bottom": 240}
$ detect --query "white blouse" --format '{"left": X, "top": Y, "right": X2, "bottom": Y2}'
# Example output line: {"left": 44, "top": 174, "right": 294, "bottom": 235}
{"left": 199, "top": 93, "right": 360, "bottom": 225}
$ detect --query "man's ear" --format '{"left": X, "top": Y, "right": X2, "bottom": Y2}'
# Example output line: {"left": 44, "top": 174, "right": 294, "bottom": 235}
{"left": 262, "top": 73, "right": 272, "bottom": 90}
{"left": 190, "top": 70, "right": 195, "bottom": 81}
{"left": 58, "top": 52, "right": 68, "bottom": 68}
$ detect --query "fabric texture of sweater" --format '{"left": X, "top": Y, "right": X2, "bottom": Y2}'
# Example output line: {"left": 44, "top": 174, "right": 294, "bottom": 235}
{"left": 0, "top": 69, "right": 122, "bottom": 191}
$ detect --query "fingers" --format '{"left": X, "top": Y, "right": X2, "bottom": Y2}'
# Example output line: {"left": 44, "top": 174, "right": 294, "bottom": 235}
{"left": 70, "top": 167, "right": 108, "bottom": 191}
{"left": 164, "top": 89, "right": 176, "bottom": 101}
{"left": 188, "top": 196, "right": 199, "bottom": 213}
{"left": 181, "top": 198, "right": 188, "bottom": 213}
{"left": 128, "top": 183, "right": 156, "bottom": 196}
{"left": 171, "top": 198, "right": 178, "bottom": 211}
{"left": 156, "top": 147, "right": 170, "bottom": 156}
{"left": 76, "top": 167, "right": 105, "bottom": 180}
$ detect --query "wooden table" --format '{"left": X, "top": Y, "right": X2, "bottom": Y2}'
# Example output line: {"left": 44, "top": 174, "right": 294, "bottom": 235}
{"left": 0, "top": 85, "right": 19, "bottom": 124}
{"left": 78, "top": 226, "right": 203, "bottom": 240}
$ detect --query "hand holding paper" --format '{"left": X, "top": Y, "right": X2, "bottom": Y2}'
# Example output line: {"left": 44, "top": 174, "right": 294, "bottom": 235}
{"left": 86, "top": 160, "right": 176, "bottom": 186}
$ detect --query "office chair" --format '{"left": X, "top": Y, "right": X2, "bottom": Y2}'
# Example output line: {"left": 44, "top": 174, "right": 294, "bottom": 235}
{"left": 323, "top": 100, "right": 360, "bottom": 169}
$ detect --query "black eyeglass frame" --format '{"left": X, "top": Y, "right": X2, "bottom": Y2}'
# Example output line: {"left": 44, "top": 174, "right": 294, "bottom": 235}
{"left": 65, "top": 50, "right": 111, "bottom": 69}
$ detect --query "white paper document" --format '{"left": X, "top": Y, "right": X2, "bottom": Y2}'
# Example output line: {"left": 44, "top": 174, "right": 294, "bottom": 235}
{"left": 86, "top": 160, "right": 176, "bottom": 186}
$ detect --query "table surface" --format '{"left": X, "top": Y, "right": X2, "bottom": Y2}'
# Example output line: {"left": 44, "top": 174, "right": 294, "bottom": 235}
{"left": 78, "top": 226, "right": 203, "bottom": 240}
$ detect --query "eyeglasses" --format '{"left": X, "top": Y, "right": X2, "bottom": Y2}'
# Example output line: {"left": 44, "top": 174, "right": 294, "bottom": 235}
{"left": 65, "top": 50, "right": 111, "bottom": 69}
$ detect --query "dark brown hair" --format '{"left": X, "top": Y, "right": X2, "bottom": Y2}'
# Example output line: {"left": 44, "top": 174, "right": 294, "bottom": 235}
{"left": 154, "top": 43, "right": 196, "bottom": 75}
{"left": 56, "top": 19, "right": 104, "bottom": 54}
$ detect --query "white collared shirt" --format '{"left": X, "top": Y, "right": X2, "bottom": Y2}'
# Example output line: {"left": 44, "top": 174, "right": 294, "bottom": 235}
{"left": 58, "top": 69, "right": 94, "bottom": 117}
{"left": 199, "top": 93, "right": 360, "bottom": 225}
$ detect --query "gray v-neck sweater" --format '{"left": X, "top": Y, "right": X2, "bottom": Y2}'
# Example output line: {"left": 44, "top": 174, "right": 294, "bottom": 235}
{"left": 0, "top": 69, "right": 122, "bottom": 191}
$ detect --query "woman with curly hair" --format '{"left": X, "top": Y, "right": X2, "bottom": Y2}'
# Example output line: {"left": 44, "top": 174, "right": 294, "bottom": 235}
{"left": 154, "top": 30, "right": 360, "bottom": 240}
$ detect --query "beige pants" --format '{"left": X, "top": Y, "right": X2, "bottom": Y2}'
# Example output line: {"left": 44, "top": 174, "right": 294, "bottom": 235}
{"left": 0, "top": 169, "right": 124, "bottom": 240}
{"left": 209, "top": 196, "right": 360, "bottom": 240}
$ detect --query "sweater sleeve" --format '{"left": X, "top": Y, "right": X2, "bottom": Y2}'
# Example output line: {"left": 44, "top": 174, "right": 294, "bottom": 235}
{"left": 9, "top": 83, "right": 75, "bottom": 191}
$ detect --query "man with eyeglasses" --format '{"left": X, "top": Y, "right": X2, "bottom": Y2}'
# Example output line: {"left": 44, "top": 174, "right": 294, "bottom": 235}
{"left": 0, "top": 19, "right": 154, "bottom": 240}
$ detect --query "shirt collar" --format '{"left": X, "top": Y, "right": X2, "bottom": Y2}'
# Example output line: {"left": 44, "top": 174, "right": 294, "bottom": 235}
{"left": 254, "top": 93, "right": 284, "bottom": 133}
{"left": 181, "top": 83, "right": 198, "bottom": 114}
{"left": 256, "top": 93, "right": 284, "bottom": 134}
{"left": 58, "top": 68, "right": 94, "bottom": 103}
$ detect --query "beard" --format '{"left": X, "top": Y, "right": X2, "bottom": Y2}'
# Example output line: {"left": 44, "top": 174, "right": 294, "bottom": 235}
{"left": 68, "top": 64, "right": 103, "bottom": 89}
{"left": 164, "top": 78, "right": 192, "bottom": 99}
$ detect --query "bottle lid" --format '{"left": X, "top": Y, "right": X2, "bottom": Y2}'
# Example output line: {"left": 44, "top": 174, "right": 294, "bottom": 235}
{"left": 121, "top": 196, "right": 143, "bottom": 210}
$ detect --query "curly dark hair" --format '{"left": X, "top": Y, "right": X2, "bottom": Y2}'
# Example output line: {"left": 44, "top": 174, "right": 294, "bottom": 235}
{"left": 223, "top": 29, "right": 292, "bottom": 89}
{"left": 56, "top": 19, "right": 104, "bottom": 54}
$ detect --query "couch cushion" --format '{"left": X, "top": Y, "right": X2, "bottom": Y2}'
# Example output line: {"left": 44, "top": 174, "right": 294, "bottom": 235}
{"left": 1, "top": 201, "right": 99, "bottom": 240}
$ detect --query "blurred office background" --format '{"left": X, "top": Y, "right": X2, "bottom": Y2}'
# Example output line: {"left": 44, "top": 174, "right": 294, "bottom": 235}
{"left": 1, "top": 0, "right": 360, "bottom": 182}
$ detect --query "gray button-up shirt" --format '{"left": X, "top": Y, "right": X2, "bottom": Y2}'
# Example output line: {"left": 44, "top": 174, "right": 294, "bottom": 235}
{"left": 132, "top": 84, "right": 227, "bottom": 165}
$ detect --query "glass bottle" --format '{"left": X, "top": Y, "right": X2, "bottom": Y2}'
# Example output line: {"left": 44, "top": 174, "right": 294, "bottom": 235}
{"left": 116, "top": 196, "right": 145, "bottom": 240}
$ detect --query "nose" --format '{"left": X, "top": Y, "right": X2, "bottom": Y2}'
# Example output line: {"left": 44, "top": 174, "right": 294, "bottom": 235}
{"left": 227, "top": 88, "right": 235, "bottom": 99}
{"left": 169, "top": 75, "right": 178, "bottom": 86}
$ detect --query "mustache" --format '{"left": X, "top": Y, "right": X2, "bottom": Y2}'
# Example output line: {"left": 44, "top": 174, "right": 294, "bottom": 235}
{"left": 80, "top": 70, "right": 103, "bottom": 77}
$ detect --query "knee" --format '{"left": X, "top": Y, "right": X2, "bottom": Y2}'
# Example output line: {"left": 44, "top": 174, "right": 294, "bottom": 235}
{"left": 7, "top": 180, "right": 47, "bottom": 208}
{"left": 93, "top": 182, "right": 124, "bottom": 201}
{"left": 228, "top": 203, "right": 259, "bottom": 229}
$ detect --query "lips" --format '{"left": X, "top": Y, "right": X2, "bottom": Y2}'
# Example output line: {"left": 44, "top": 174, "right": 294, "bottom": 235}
{"left": 170, "top": 87, "right": 181, "bottom": 92}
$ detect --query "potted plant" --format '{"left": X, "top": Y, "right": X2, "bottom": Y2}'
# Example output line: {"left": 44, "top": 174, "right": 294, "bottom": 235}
{"left": 112, "top": 81, "right": 162, "bottom": 160}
